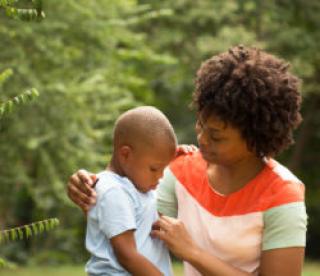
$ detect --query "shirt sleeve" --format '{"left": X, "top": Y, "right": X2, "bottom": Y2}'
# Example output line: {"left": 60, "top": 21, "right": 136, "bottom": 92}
{"left": 262, "top": 202, "right": 307, "bottom": 250}
{"left": 156, "top": 167, "right": 178, "bottom": 218}
{"left": 97, "top": 186, "right": 136, "bottom": 239}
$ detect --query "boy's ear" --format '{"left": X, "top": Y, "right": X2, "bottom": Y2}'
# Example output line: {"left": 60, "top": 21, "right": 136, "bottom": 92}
{"left": 118, "top": 145, "right": 132, "bottom": 161}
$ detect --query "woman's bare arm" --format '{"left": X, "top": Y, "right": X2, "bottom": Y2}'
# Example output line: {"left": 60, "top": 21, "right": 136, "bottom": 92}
{"left": 152, "top": 216, "right": 304, "bottom": 276}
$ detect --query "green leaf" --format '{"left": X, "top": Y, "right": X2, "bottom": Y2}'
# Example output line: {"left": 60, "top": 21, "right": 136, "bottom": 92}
{"left": 38, "top": 221, "right": 45, "bottom": 234}
{"left": 0, "top": 105, "right": 5, "bottom": 117}
{"left": 9, "top": 229, "right": 17, "bottom": 241}
{"left": 4, "top": 231, "right": 9, "bottom": 242}
{"left": 0, "top": 68, "right": 13, "bottom": 86}
{"left": 31, "top": 223, "right": 38, "bottom": 235}
{"left": 5, "top": 100, "right": 13, "bottom": 113}
{"left": 17, "top": 228, "right": 24, "bottom": 240}
{"left": 25, "top": 225, "right": 32, "bottom": 239}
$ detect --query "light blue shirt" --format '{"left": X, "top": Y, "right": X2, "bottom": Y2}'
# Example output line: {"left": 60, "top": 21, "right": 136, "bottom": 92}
{"left": 85, "top": 171, "right": 172, "bottom": 276}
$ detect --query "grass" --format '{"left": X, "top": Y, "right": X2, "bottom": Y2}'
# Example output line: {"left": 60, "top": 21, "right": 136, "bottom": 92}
{"left": 0, "top": 261, "right": 319, "bottom": 275}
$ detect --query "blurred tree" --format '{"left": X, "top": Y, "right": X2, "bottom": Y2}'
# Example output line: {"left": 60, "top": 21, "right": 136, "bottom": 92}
{"left": 136, "top": 0, "right": 260, "bottom": 142}
{"left": 1, "top": 0, "right": 319, "bottom": 263}
{"left": 0, "top": 0, "right": 60, "bottom": 268}
{"left": 0, "top": 0, "right": 174, "bottom": 263}
{"left": 0, "top": 0, "right": 45, "bottom": 21}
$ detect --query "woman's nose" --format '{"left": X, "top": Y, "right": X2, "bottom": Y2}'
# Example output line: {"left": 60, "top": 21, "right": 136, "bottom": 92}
{"left": 197, "top": 128, "right": 208, "bottom": 146}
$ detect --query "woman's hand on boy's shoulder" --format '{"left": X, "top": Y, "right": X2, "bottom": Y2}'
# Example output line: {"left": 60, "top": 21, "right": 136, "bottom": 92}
{"left": 176, "top": 144, "right": 198, "bottom": 157}
{"left": 67, "top": 169, "right": 97, "bottom": 214}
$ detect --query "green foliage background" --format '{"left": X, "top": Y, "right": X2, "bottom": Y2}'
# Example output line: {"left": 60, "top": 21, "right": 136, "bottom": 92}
{"left": 1, "top": 0, "right": 319, "bottom": 265}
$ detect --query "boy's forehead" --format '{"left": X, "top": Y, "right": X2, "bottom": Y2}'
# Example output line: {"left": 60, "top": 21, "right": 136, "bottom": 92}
{"left": 142, "top": 140, "right": 176, "bottom": 157}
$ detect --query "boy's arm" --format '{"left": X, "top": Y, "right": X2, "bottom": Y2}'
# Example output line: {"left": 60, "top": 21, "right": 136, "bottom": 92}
{"left": 111, "top": 230, "right": 163, "bottom": 276}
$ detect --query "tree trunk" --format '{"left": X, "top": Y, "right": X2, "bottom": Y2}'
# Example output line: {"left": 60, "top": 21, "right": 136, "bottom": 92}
{"left": 288, "top": 94, "right": 320, "bottom": 171}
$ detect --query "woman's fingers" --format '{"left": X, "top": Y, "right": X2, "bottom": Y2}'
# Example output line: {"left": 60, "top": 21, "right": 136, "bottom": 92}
{"left": 78, "top": 169, "right": 95, "bottom": 185}
{"left": 68, "top": 169, "right": 96, "bottom": 196}
{"left": 68, "top": 182, "right": 94, "bottom": 205}
{"left": 151, "top": 217, "right": 172, "bottom": 240}
{"left": 151, "top": 216, "right": 180, "bottom": 240}
{"left": 156, "top": 216, "right": 173, "bottom": 231}
{"left": 161, "top": 215, "right": 176, "bottom": 223}
{"left": 67, "top": 169, "right": 97, "bottom": 212}
{"left": 176, "top": 144, "right": 198, "bottom": 156}
{"left": 77, "top": 169, "right": 97, "bottom": 193}
{"left": 152, "top": 216, "right": 197, "bottom": 260}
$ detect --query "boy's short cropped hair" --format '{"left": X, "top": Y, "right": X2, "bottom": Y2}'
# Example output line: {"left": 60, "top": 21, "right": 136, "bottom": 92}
{"left": 113, "top": 106, "right": 177, "bottom": 151}
{"left": 193, "top": 45, "right": 302, "bottom": 157}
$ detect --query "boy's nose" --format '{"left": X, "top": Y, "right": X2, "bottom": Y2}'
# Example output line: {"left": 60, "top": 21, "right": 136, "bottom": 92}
{"left": 156, "top": 170, "right": 164, "bottom": 181}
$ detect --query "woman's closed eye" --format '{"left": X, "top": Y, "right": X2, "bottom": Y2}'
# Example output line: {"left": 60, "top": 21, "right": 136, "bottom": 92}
{"left": 209, "top": 135, "right": 223, "bottom": 142}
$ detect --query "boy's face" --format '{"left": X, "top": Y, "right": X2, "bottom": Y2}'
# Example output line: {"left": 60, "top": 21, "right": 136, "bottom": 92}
{"left": 123, "top": 142, "right": 176, "bottom": 193}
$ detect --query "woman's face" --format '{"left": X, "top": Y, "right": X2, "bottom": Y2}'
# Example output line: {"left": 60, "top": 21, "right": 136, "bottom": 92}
{"left": 195, "top": 114, "right": 255, "bottom": 166}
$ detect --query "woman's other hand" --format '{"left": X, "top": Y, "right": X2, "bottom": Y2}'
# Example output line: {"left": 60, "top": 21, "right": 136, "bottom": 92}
{"left": 176, "top": 144, "right": 198, "bottom": 157}
{"left": 152, "top": 216, "right": 198, "bottom": 260}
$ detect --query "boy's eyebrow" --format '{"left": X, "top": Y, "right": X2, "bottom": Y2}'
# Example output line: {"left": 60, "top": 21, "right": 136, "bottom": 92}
{"left": 152, "top": 163, "right": 167, "bottom": 167}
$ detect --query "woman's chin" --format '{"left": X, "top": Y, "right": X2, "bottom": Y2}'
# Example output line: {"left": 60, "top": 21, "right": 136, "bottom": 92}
{"left": 200, "top": 151, "right": 217, "bottom": 163}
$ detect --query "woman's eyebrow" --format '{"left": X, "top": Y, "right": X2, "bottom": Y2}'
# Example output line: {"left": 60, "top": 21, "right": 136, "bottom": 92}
{"left": 206, "top": 126, "right": 222, "bottom": 133}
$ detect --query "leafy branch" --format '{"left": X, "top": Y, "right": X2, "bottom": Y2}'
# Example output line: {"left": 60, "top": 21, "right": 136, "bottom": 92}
{"left": 0, "top": 88, "right": 39, "bottom": 118}
{"left": 0, "top": 218, "right": 59, "bottom": 244}
{"left": 0, "top": 69, "right": 39, "bottom": 119}
{"left": 0, "top": 0, "right": 45, "bottom": 21}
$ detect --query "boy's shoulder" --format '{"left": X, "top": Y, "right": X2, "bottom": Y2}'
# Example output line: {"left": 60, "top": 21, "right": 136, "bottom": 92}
{"left": 95, "top": 170, "right": 120, "bottom": 189}
{"left": 95, "top": 170, "right": 140, "bottom": 203}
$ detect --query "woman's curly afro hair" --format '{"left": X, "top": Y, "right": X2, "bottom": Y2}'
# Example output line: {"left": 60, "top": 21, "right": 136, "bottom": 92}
{"left": 193, "top": 45, "right": 302, "bottom": 157}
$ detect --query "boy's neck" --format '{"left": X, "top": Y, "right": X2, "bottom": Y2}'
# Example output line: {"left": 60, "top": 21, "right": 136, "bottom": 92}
{"left": 107, "top": 155, "right": 126, "bottom": 177}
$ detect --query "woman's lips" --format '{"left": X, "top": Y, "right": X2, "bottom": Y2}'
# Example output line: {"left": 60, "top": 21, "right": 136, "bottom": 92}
{"left": 199, "top": 147, "right": 214, "bottom": 160}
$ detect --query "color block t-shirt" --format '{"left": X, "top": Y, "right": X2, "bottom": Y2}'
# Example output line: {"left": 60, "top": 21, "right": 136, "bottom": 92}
{"left": 157, "top": 151, "right": 307, "bottom": 275}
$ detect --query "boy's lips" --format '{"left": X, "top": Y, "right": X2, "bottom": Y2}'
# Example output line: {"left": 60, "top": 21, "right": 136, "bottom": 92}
{"left": 151, "top": 183, "right": 158, "bottom": 189}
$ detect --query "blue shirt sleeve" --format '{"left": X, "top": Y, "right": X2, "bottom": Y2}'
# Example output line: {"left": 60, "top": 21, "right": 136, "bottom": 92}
{"left": 97, "top": 186, "right": 137, "bottom": 239}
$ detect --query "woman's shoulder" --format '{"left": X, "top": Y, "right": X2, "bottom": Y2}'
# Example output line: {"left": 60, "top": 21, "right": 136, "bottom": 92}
{"left": 170, "top": 150, "right": 204, "bottom": 171}
{"left": 169, "top": 150, "right": 206, "bottom": 181}
{"left": 258, "top": 159, "right": 305, "bottom": 210}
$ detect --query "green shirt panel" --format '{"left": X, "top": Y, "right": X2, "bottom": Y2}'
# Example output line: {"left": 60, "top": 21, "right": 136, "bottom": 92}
{"left": 262, "top": 202, "right": 307, "bottom": 250}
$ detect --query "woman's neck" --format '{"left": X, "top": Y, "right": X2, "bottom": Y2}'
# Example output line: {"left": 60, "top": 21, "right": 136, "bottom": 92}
{"left": 207, "top": 157, "right": 266, "bottom": 195}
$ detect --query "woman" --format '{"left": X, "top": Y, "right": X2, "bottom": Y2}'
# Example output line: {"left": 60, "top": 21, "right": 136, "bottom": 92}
{"left": 68, "top": 46, "right": 307, "bottom": 275}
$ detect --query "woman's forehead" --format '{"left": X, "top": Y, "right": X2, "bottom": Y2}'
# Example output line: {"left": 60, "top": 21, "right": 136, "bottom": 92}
{"left": 198, "top": 113, "right": 228, "bottom": 130}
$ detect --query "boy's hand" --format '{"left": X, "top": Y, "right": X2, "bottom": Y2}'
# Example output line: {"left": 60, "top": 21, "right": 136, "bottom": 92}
{"left": 176, "top": 144, "right": 198, "bottom": 157}
{"left": 67, "top": 169, "right": 97, "bottom": 214}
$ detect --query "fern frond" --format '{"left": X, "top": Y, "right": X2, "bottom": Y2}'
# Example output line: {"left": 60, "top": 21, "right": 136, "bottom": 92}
{"left": 0, "top": 218, "right": 60, "bottom": 244}
{"left": 0, "top": 69, "right": 13, "bottom": 87}
{"left": 0, "top": 88, "right": 39, "bottom": 118}
{"left": 0, "top": 0, "right": 45, "bottom": 21}
{"left": 0, "top": 0, "right": 16, "bottom": 8}
{"left": 0, "top": 257, "right": 16, "bottom": 269}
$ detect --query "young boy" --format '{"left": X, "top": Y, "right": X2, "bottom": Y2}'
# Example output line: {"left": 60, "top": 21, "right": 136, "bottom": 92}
{"left": 85, "top": 106, "right": 177, "bottom": 276}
